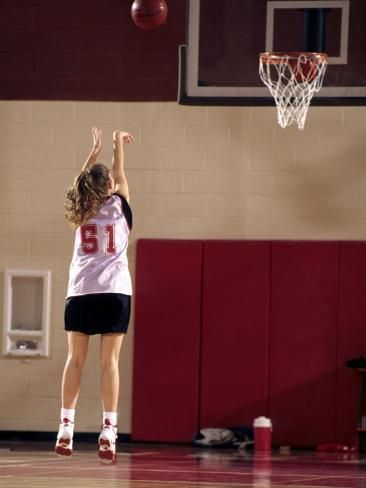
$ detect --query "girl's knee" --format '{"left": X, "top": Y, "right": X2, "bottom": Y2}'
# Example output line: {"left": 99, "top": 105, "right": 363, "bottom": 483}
{"left": 99, "top": 356, "right": 119, "bottom": 372}
{"left": 67, "top": 353, "right": 87, "bottom": 370}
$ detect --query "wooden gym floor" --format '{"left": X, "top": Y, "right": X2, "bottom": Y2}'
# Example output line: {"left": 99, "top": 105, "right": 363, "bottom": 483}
{"left": 0, "top": 442, "right": 365, "bottom": 488}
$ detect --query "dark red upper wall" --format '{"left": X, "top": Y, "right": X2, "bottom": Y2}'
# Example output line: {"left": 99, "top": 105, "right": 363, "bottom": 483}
{"left": 0, "top": 0, "right": 186, "bottom": 101}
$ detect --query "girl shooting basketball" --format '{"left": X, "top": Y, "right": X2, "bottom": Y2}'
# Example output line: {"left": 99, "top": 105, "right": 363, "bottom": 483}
{"left": 55, "top": 127, "right": 134, "bottom": 464}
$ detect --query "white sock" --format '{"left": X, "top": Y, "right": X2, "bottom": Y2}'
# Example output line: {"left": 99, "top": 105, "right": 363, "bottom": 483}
{"left": 61, "top": 408, "right": 75, "bottom": 423}
{"left": 103, "top": 411, "right": 117, "bottom": 426}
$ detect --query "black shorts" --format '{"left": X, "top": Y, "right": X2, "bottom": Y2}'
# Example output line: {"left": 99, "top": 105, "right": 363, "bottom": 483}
{"left": 64, "top": 293, "right": 131, "bottom": 335}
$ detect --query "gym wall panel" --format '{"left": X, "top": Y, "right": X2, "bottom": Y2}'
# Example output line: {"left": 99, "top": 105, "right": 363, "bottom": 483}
{"left": 132, "top": 239, "right": 364, "bottom": 446}
{"left": 337, "top": 243, "right": 366, "bottom": 444}
{"left": 200, "top": 241, "right": 270, "bottom": 428}
{"left": 269, "top": 242, "right": 339, "bottom": 447}
{"left": 132, "top": 239, "right": 202, "bottom": 442}
{"left": 0, "top": 0, "right": 186, "bottom": 101}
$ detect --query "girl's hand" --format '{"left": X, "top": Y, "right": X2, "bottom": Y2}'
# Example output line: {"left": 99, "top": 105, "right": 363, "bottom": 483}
{"left": 113, "top": 130, "right": 135, "bottom": 144}
{"left": 92, "top": 127, "right": 102, "bottom": 155}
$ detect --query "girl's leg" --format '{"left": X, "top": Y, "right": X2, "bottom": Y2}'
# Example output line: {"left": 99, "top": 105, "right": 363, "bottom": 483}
{"left": 98, "top": 333, "right": 124, "bottom": 464}
{"left": 99, "top": 333, "right": 124, "bottom": 412}
{"left": 62, "top": 331, "right": 90, "bottom": 408}
{"left": 56, "top": 331, "right": 89, "bottom": 457}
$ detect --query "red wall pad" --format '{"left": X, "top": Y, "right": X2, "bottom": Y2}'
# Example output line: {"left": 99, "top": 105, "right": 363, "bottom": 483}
{"left": 337, "top": 243, "right": 366, "bottom": 444}
{"left": 269, "top": 242, "right": 339, "bottom": 447}
{"left": 132, "top": 239, "right": 202, "bottom": 442}
{"left": 200, "top": 241, "right": 270, "bottom": 429}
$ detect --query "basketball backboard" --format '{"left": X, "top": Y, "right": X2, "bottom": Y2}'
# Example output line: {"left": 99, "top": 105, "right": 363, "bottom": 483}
{"left": 178, "top": 0, "right": 366, "bottom": 106}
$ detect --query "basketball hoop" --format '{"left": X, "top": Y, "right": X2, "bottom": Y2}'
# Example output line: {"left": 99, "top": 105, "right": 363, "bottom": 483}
{"left": 259, "top": 52, "right": 328, "bottom": 129}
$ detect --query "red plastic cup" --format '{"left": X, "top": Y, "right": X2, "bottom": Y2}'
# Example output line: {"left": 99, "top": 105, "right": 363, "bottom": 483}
{"left": 254, "top": 417, "right": 272, "bottom": 451}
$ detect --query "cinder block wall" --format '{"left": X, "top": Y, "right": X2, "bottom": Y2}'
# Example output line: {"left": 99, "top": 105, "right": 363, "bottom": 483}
{"left": 0, "top": 101, "right": 365, "bottom": 433}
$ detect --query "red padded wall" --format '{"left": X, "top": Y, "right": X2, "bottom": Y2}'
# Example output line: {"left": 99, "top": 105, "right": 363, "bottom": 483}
{"left": 132, "top": 239, "right": 366, "bottom": 446}
{"left": 337, "top": 242, "right": 366, "bottom": 444}
{"left": 132, "top": 239, "right": 202, "bottom": 442}
{"left": 200, "top": 241, "right": 270, "bottom": 428}
{"left": 269, "top": 242, "right": 339, "bottom": 447}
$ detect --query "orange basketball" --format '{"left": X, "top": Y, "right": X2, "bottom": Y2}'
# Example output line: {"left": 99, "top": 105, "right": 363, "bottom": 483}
{"left": 131, "top": 0, "right": 168, "bottom": 31}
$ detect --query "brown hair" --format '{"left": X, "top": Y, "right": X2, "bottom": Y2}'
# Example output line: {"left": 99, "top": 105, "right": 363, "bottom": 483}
{"left": 65, "top": 163, "right": 111, "bottom": 228}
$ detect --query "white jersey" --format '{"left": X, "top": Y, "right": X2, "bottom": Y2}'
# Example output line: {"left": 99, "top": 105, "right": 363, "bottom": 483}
{"left": 67, "top": 194, "right": 132, "bottom": 297}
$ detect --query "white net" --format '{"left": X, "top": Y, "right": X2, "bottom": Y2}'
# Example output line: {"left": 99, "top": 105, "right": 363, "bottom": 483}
{"left": 259, "top": 52, "right": 328, "bottom": 129}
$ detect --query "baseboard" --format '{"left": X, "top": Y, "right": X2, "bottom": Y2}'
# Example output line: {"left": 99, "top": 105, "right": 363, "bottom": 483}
{"left": 0, "top": 430, "right": 131, "bottom": 443}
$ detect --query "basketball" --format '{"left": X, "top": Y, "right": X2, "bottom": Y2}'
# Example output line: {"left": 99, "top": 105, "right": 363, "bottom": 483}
{"left": 131, "top": 0, "right": 168, "bottom": 31}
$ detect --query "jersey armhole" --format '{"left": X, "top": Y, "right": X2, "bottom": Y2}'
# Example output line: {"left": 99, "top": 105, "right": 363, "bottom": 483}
{"left": 113, "top": 193, "right": 133, "bottom": 230}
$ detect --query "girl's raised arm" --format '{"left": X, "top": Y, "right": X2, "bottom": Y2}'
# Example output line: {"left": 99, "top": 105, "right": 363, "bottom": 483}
{"left": 81, "top": 127, "right": 102, "bottom": 172}
{"left": 112, "top": 130, "right": 134, "bottom": 201}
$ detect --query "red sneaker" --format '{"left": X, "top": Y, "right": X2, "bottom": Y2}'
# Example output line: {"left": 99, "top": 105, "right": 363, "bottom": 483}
{"left": 55, "top": 418, "right": 74, "bottom": 457}
{"left": 98, "top": 419, "right": 117, "bottom": 464}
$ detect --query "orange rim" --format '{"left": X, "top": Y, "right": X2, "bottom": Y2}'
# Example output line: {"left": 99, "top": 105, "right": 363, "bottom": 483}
{"left": 260, "top": 52, "right": 328, "bottom": 64}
